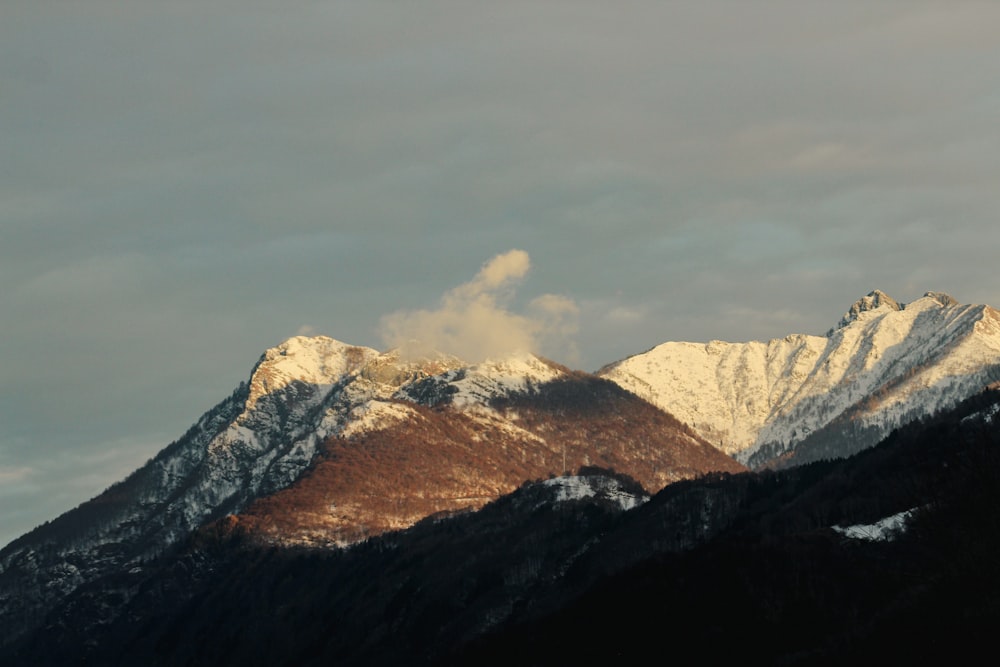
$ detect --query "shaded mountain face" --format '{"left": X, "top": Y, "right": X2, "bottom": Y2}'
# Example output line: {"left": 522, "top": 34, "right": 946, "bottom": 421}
{"left": 599, "top": 291, "right": 1000, "bottom": 467}
{"left": 0, "top": 337, "right": 741, "bottom": 646}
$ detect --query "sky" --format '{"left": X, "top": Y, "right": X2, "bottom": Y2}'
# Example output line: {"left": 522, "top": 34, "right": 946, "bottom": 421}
{"left": 3, "top": 1, "right": 1000, "bottom": 548}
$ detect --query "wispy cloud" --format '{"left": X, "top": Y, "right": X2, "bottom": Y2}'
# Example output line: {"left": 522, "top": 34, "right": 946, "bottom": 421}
{"left": 0, "top": 465, "right": 33, "bottom": 484}
{"left": 379, "top": 249, "right": 578, "bottom": 363}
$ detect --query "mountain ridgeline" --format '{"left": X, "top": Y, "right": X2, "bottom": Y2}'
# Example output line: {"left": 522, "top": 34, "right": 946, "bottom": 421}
{"left": 599, "top": 290, "right": 1000, "bottom": 467}
{"left": 2, "top": 289, "right": 1000, "bottom": 663}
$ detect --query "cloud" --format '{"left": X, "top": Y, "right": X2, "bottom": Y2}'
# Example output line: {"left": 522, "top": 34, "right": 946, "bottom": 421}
{"left": 449, "top": 248, "right": 531, "bottom": 302}
{"left": 15, "top": 253, "right": 151, "bottom": 301}
{"left": 528, "top": 293, "right": 581, "bottom": 364}
{"left": 0, "top": 465, "right": 33, "bottom": 484}
{"left": 379, "top": 249, "right": 578, "bottom": 363}
{"left": 603, "top": 304, "right": 647, "bottom": 325}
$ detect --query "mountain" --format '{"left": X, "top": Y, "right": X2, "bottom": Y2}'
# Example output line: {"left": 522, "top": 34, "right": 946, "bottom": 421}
{"left": 599, "top": 291, "right": 1000, "bottom": 467}
{"left": 0, "top": 337, "right": 741, "bottom": 648}
{"left": 6, "top": 288, "right": 1000, "bottom": 660}
{"left": 6, "top": 386, "right": 1000, "bottom": 666}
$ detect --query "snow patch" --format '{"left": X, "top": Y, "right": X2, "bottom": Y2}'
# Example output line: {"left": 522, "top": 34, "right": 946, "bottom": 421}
{"left": 448, "top": 353, "right": 563, "bottom": 408}
{"left": 465, "top": 408, "right": 547, "bottom": 445}
{"left": 832, "top": 509, "right": 915, "bottom": 541}
{"left": 341, "top": 400, "right": 417, "bottom": 438}
{"left": 963, "top": 403, "right": 1000, "bottom": 424}
{"left": 541, "top": 475, "right": 648, "bottom": 511}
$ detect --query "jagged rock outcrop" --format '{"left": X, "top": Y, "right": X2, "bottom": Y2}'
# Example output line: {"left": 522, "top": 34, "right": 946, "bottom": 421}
{"left": 832, "top": 289, "right": 903, "bottom": 332}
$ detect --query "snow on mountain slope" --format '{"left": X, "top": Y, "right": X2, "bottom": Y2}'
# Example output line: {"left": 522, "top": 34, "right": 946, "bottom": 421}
{"left": 599, "top": 292, "right": 1000, "bottom": 467}
{"left": 541, "top": 475, "right": 649, "bottom": 511}
{"left": 0, "top": 336, "right": 389, "bottom": 644}
{"left": 1, "top": 343, "right": 564, "bottom": 566}
{"left": 4, "top": 334, "right": 735, "bottom": 645}
{"left": 832, "top": 509, "right": 915, "bottom": 542}
{"left": 393, "top": 351, "right": 563, "bottom": 408}
{"left": 221, "top": 355, "right": 742, "bottom": 549}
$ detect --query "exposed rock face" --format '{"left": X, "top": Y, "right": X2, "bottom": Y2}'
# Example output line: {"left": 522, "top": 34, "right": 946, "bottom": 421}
{"left": 832, "top": 289, "right": 903, "bottom": 332}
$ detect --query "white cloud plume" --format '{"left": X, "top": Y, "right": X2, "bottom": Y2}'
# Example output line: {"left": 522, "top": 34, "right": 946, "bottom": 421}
{"left": 379, "top": 249, "right": 578, "bottom": 363}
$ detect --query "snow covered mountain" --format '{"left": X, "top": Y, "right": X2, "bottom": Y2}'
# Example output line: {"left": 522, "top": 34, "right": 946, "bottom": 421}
{"left": 9, "top": 288, "right": 999, "bottom": 650}
{"left": 0, "top": 335, "right": 739, "bottom": 646}
{"left": 599, "top": 291, "right": 1000, "bottom": 467}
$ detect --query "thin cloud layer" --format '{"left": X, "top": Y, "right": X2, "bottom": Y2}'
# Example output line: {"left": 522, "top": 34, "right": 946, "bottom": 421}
{"left": 380, "top": 250, "right": 578, "bottom": 363}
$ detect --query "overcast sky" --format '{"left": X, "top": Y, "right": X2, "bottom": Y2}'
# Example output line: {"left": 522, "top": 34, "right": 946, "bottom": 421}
{"left": 3, "top": 1, "right": 999, "bottom": 548}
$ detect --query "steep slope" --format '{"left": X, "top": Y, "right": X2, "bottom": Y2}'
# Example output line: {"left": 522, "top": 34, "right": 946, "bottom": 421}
{"left": 0, "top": 337, "right": 742, "bottom": 647}
{"left": 0, "top": 335, "right": 381, "bottom": 645}
{"left": 599, "top": 291, "right": 1000, "bottom": 467}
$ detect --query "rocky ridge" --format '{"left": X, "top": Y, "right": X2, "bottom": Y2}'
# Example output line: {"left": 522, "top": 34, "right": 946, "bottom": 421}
{"left": 599, "top": 291, "right": 1000, "bottom": 466}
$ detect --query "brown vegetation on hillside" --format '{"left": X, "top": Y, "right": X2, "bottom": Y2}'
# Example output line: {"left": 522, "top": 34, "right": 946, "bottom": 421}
{"left": 229, "top": 374, "right": 744, "bottom": 547}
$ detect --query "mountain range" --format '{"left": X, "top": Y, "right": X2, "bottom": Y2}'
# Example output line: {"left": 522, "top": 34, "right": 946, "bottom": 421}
{"left": 2, "top": 289, "right": 1000, "bottom": 664}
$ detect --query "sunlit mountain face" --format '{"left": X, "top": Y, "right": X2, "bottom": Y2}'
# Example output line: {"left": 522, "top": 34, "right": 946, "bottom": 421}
{"left": 600, "top": 291, "right": 1000, "bottom": 466}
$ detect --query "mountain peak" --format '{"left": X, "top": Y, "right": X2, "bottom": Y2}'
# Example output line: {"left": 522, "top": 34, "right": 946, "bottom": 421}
{"left": 249, "top": 336, "right": 377, "bottom": 406}
{"left": 832, "top": 289, "right": 902, "bottom": 333}
{"left": 922, "top": 291, "right": 959, "bottom": 307}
